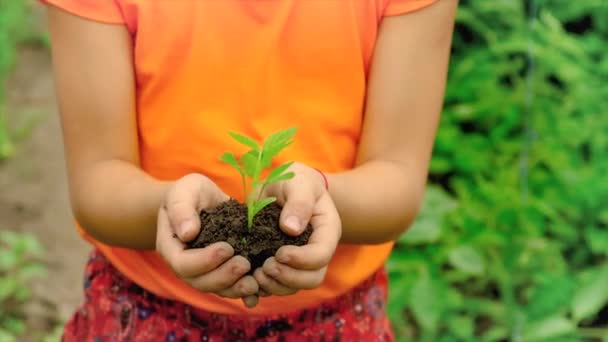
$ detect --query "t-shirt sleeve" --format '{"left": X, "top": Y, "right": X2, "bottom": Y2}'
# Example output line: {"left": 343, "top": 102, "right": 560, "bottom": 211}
{"left": 39, "top": 0, "right": 124, "bottom": 24}
{"left": 383, "top": 0, "right": 439, "bottom": 17}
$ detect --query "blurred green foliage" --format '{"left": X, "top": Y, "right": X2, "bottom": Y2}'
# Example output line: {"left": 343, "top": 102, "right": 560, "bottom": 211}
{"left": 0, "top": 231, "right": 47, "bottom": 341}
{"left": 0, "top": 0, "right": 38, "bottom": 159}
{"left": 0, "top": 2, "right": 55, "bottom": 341}
{"left": 388, "top": 1, "right": 608, "bottom": 341}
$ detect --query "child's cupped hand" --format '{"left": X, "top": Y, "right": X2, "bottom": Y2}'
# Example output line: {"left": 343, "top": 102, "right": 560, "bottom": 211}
{"left": 156, "top": 174, "right": 260, "bottom": 308}
{"left": 254, "top": 163, "right": 342, "bottom": 296}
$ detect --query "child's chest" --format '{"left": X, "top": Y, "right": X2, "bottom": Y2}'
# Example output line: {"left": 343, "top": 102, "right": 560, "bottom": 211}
{"left": 117, "top": 0, "right": 384, "bottom": 73}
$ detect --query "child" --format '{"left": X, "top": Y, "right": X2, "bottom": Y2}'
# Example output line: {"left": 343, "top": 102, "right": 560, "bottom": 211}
{"left": 42, "top": 0, "right": 457, "bottom": 340}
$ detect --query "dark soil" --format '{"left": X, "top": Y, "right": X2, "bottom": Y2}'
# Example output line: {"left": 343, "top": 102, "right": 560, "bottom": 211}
{"left": 186, "top": 199, "right": 313, "bottom": 271}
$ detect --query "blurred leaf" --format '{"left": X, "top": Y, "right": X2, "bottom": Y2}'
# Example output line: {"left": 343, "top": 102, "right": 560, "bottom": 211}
{"left": 448, "top": 245, "right": 485, "bottom": 275}
{"left": 526, "top": 274, "right": 576, "bottom": 321}
{"left": 399, "top": 216, "right": 443, "bottom": 245}
{"left": 521, "top": 316, "right": 576, "bottom": 342}
{"left": 0, "top": 251, "right": 18, "bottom": 270}
{"left": 21, "top": 233, "right": 43, "bottom": 256}
{"left": 480, "top": 326, "right": 509, "bottom": 342}
{"left": 0, "top": 329, "right": 16, "bottom": 342}
{"left": 14, "top": 286, "right": 29, "bottom": 302}
{"left": 3, "top": 317, "right": 24, "bottom": 335}
{"left": 410, "top": 272, "right": 445, "bottom": 333}
{"left": 571, "top": 266, "right": 608, "bottom": 322}
{"left": 584, "top": 227, "right": 608, "bottom": 255}
{"left": 0, "top": 277, "right": 18, "bottom": 301}
{"left": 400, "top": 186, "right": 457, "bottom": 245}
{"left": 446, "top": 315, "right": 474, "bottom": 339}
{"left": 599, "top": 210, "right": 608, "bottom": 225}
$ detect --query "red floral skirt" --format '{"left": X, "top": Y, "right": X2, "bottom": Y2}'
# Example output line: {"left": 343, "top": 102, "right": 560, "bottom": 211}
{"left": 62, "top": 249, "right": 393, "bottom": 341}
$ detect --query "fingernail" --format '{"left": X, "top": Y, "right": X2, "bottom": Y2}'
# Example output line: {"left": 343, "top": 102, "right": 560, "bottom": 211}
{"left": 244, "top": 295, "right": 259, "bottom": 308}
{"left": 276, "top": 253, "right": 290, "bottom": 264}
{"left": 266, "top": 267, "right": 280, "bottom": 277}
{"left": 178, "top": 219, "right": 194, "bottom": 237}
{"left": 216, "top": 247, "right": 230, "bottom": 259}
{"left": 284, "top": 216, "right": 301, "bottom": 233}
{"left": 233, "top": 264, "right": 248, "bottom": 275}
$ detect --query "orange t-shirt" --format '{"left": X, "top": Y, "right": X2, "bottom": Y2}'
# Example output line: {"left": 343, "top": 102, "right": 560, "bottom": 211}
{"left": 42, "top": 0, "right": 437, "bottom": 315}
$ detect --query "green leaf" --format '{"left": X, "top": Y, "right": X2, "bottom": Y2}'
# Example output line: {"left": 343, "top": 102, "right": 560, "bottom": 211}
{"left": 410, "top": 272, "right": 445, "bottom": 333}
{"left": 599, "top": 210, "right": 608, "bottom": 225}
{"left": 14, "top": 286, "right": 30, "bottom": 302}
{"left": 21, "top": 234, "right": 43, "bottom": 255}
{"left": 266, "top": 172, "right": 295, "bottom": 186}
{"left": 399, "top": 215, "right": 442, "bottom": 245}
{"left": 0, "top": 329, "right": 16, "bottom": 342}
{"left": 526, "top": 274, "right": 575, "bottom": 322}
{"left": 265, "top": 162, "right": 294, "bottom": 184}
{"left": 0, "top": 277, "right": 18, "bottom": 301}
{"left": 521, "top": 316, "right": 576, "bottom": 342}
{"left": 0, "top": 251, "right": 18, "bottom": 271}
{"left": 261, "top": 127, "right": 297, "bottom": 166}
{"left": 571, "top": 265, "right": 608, "bottom": 322}
{"left": 228, "top": 131, "right": 260, "bottom": 150}
{"left": 585, "top": 227, "right": 608, "bottom": 255}
{"left": 480, "top": 326, "right": 509, "bottom": 342}
{"left": 446, "top": 315, "right": 474, "bottom": 339}
{"left": 3, "top": 317, "right": 25, "bottom": 335}
{"left": 252, "top": 197, "right": 276, "bottom": 217}
{"left": 240, "top": 151, "right": 259, "bottom": 178}
{"left": 399, "top": 186, "right": 456, "bottom": 245}
{"left": 448, "top": 245, "right": 484, "bottom": 275}
{"left": 219, "top": 152, "right": 244, "bottom": 176}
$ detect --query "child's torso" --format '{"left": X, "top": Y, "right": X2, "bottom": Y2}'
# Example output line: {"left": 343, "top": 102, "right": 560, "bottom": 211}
{"left": 118, "top": 0, "right": 386, "bottom": 186}
{"left": 91, "top": 0, "right": 398, "bottom": 315}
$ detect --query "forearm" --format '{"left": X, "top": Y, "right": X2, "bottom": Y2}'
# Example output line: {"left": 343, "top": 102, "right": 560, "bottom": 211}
{"left": 69, "top": 159, "right": 172, "bottom": 249}
{"left": 327, "top": 160, "right": 426, "bottom": 244}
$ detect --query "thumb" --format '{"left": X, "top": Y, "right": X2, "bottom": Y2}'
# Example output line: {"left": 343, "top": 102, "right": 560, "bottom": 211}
{"left": 166, "top": 178, "right": 202, "bottom": 242}
{"left": 167, "top": 199, "right": 200, "bottom": 242}
{"left": 280, "top": 187, "right": 315, "bottom": 236}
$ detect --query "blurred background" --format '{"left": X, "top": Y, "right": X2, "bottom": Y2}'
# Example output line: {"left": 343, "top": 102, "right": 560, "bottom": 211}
{"left": 0, "top": 0, "right": 606, "bottom": 341}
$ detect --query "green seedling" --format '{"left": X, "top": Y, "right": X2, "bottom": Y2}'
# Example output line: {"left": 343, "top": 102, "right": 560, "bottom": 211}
{"left": 220, "top": 127, "right": 297, "bottom": 230}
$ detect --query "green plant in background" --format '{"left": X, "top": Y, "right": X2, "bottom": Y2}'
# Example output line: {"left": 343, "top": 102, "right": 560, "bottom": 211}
{"left": 0, "top": 0, "right": 42, "bottom": 160}
{"left": 388, "top": 0, "right": 608, "bottom": 341}
{"left": 0, "top": 231, "right": 47, "bottom": 341}
{"left": 220, "top": 127, "right": 297, "bottom": 229}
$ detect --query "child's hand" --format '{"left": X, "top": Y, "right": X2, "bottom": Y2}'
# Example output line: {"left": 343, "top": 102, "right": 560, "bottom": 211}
{"left": 156, "top": 174, "right": 260, "bottom": 308}
{"left": 254, "top": 163, "right": 342, "bottom": 295}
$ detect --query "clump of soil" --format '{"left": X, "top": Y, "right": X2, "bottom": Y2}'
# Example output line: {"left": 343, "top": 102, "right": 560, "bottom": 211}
{"left": 186, "top": 199, "right": 313, "bottom": 271}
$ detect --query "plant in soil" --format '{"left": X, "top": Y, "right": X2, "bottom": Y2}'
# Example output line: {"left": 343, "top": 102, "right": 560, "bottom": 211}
{"left": 186, "top": 127, "right": 313, "bottom": 271}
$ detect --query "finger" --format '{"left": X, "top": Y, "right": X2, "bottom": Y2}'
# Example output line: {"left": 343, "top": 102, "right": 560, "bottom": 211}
{"left": 253, "top": 267, "right": 297, "bottom": 296}
{"left": 165, "top": 175, "right": 204, "bottom": 241}
{"left": 242, "top": 295, "right": 259, "bottom": 308}
{"left": 216, "top": 275, "right": 259, "bottom": 298}
{"left": 262, "top": 257, "right": 326, "bottom": 290}
{"left": 157, "top": 208, "right": 234, "bottom": 278}
{"left": 187, "top": 255, "right": 251, "bottom": 292}
{"left": 279, "top": 182, "right": 316, "bottom": 236}
{"left": 275, "top": 193, "right": 341, "bottom": 270}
